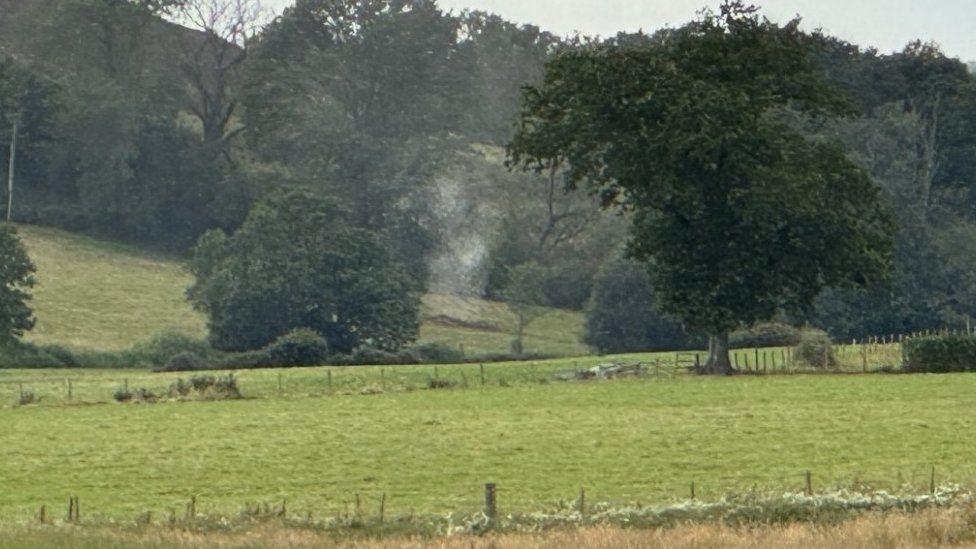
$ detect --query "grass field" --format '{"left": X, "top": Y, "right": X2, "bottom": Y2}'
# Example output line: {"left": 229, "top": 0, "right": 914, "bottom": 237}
{"left": 1, "top": 360, "right": 974, "bottom": 522}
{"left": 16, "top": 224, "right": 586, "bottom": 356}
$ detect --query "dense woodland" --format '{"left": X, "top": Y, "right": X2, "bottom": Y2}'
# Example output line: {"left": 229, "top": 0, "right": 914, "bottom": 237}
{"left": 1, "top": 0, "right": 976, "bottom": 356}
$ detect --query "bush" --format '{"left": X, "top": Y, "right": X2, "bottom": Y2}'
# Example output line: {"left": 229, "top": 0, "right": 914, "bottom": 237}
{"left": 731, "top": 323, "right": 802, "bottom": 349}
{"left": 16, "top": 390, "right": 39, "bottom": 406}
{"left": 0, "top": 342, "right": 76, "bottom": 368}
{"left": 902, "top": 334, "right": 976, "bottom": 373}
{"left": 265, "top": 329, "right": 330, "bottom": 367}
{"left": 349, "top": 347, "right": 419, "bottom": 366}
{"left": 113, "top": 387, "right": 133, "bottom": 402}
{"left": 156, "top": 352, "right": 209, "bottom": 373}
{"left": 125, "top": 331, "right": 215, "bottom": 367}
{"left": 407, "top": 342, "right": 466, "bottom": 364}
{"left": 794, "top": 329, "right": 837, "bottom": 369}
{"left": 583, "top": 257, "right": 697, "bottom": 354}
{"left": 185, "top": 374, "right": 242, "bottom": 400}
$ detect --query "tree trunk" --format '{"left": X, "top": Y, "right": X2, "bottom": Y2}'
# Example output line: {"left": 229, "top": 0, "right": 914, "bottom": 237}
{"left": 702, "top": 332, "right": 734, "bottom": 375}
{"left": 6, "top": 119, "right": 16, "bottom": 223}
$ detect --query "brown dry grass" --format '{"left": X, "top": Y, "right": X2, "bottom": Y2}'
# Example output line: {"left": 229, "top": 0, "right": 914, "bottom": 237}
{"left": 5, "top": 507, "right": 976, "bottom": 548}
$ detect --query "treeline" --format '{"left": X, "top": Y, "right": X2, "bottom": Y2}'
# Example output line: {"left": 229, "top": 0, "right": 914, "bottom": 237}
{"left": 2, "top": 0, "right": 976, "bottom": 355}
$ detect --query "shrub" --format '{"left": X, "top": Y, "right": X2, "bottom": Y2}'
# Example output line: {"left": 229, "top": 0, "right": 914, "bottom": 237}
{"left": 794, "top": 329, "right": 837, "bottom": 369}
{"left": 219, "top": 350, "right": 271, "bottom": 370}
{"left": 902, "top": 334, "right": 976, "bottom": 373}
{"left": 265, "top": 329, "right": 330, "bottom": 367}
{"left": 156, "top": 352, "right": 209, "bottom": 373}
{"left": 426, "top": 377, "right": 457, "bottom": 390}
{"left": 0, "top": 342, "right": 76, "bottom": 368}
{"left": 349, "top": 347, "right": 418, "bottom": 366}
{"left": 134, "top": 388, "right": 158, "bottom": 403}
{"left": 731, "top": 323, "right": 802, "bottom": 349}
{"left": 185, "top": 374, "right": 242, "bottom": 400}
{"left": 584, "top": 257, "right": 697, "bottom": 354}
{"left": 16, "top": 390, "right": 38, "bottom": 406}
{"left": 168, "top": 378, "right": 192, "bottom": 397}
{"left": 113, "top": 387, "right": 133, "bottom": 402}
{"left": 408, "top": 342, "right": 466, "bottom": 364}
{"left": 125, "top": 331, "right": 215, "bottom": 367}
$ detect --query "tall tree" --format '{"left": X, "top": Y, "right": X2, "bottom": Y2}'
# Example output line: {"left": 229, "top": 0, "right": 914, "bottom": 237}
{"left": 0, "top": 57, "right": 59, "bottom": 223}
{"left": 508, "top": 3, "right": 893, "bottom": 374}
{"left": 174, "top": 0, "right": 264, "bottom": 152}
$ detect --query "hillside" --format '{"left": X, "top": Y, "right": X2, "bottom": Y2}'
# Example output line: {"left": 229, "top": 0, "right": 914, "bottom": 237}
{"left": 16, "top": 225, "right": 588, "bottom": 356}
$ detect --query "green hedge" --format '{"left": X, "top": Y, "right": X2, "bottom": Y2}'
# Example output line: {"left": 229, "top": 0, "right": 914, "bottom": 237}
{"left": 731, "top": 323, "right": 802, "bottom": 349}
{"left": 902, "top": 335, "right": 976, "bottom": 373}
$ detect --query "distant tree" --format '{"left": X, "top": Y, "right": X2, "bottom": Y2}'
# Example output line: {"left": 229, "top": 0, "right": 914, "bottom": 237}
{"left": 500, "top": 261, "right": 550, "bottom": 355}
{"left": 175, "top": 0, "right": 264, "bottom": 152}
{"left": 188, "top": 188, "right": 420, "bottom": 353}
{"left": 0, "top": 225, "right": 36, "bottom": 346}
{"left": 508, "top": 3, "right": 893, "bottom": 374}
{"left": 0, "top": 57, "right": 59, "bottom": 222}
{"left": 584, "top": 257, "right": 692, "bottom": 354}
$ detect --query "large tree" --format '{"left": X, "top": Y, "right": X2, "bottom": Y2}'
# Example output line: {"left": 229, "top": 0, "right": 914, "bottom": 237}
{"left": 188, "top": 188, "right": 420, "bottom": 353}
{"left": 508, "top": 3, "right": 893, "bottom": 374}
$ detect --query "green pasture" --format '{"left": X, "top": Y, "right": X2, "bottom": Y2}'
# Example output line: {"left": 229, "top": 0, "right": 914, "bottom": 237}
{"left": 0, "top": 359, "right": 973, "bottom": 522}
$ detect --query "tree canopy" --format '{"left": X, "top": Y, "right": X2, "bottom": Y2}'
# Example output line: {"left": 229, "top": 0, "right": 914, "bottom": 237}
{"left": 508, "top": 2, "right": 893, "bottom": 372}
{"left": 188, "top": 188, "right": 421, "bottom": 353}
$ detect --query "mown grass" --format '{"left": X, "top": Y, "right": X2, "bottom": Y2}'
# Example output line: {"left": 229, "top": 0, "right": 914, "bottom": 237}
{"left": 17, "top": 224, "right": 587, "bottom": 356}
{"left": 1, "top": 362, "right": 974, "bottom": 522}
{"left": 19, "top": 225, "right": 207, "bottom": 351}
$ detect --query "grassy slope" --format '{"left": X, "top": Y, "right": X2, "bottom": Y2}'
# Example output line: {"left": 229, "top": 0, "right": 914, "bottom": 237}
{"left": 16, "top": 225, "right": 587, "bottom": 356}
{"left": 0, "top": 364, "right": 974, "bottom": 520}
{"left": 19, "top": 225, "right": 207, "bottom": 351}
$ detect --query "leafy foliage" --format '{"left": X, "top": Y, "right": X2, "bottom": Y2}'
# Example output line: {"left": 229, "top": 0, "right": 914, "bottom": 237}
{"left": 794, "top": 329, "right": 837, "bottom": 369}
{"left": 0, "top": 225, "right": 35, "bottom": 346}
{"left": 188, "top": 188, "right": 420, "bottom": 353}
{"left": 584, "top": 257, "right": 694, "bottom": 354}
{"left": 730, "top": 323, "right": 802, "bottom": 349}
{"left": 264, "top": 328, "right": 330, "bottom": 368}
{"left": 508, "top": 4, "right": 893, "bottom": 371}
{"left": 902, "top": 334, "right": 976, "bottom": 373}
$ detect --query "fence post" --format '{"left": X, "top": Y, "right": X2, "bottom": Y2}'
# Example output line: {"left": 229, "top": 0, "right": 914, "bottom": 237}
{"left": 930, "top": 465, "right": 936, "bottom": 494}
{"left": 480, "top": 364, "right": 486, "bottom": 386}
{"left": 805, "top": 471, "right": 812, "bottom": 496}
{"left": 379, "top": 493, "right": 386, "bottom": 523}
{"left": 578, "top": 487, "right": 586, "bottom": 515}
{"left": 327, "top": 370, "right": 333, "bottom": 393}
{"left": 690, "top": 480, "right": 696, "bottom": 499}
{"left": 485, "top": 483, "right": 497, "bottom": 518}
